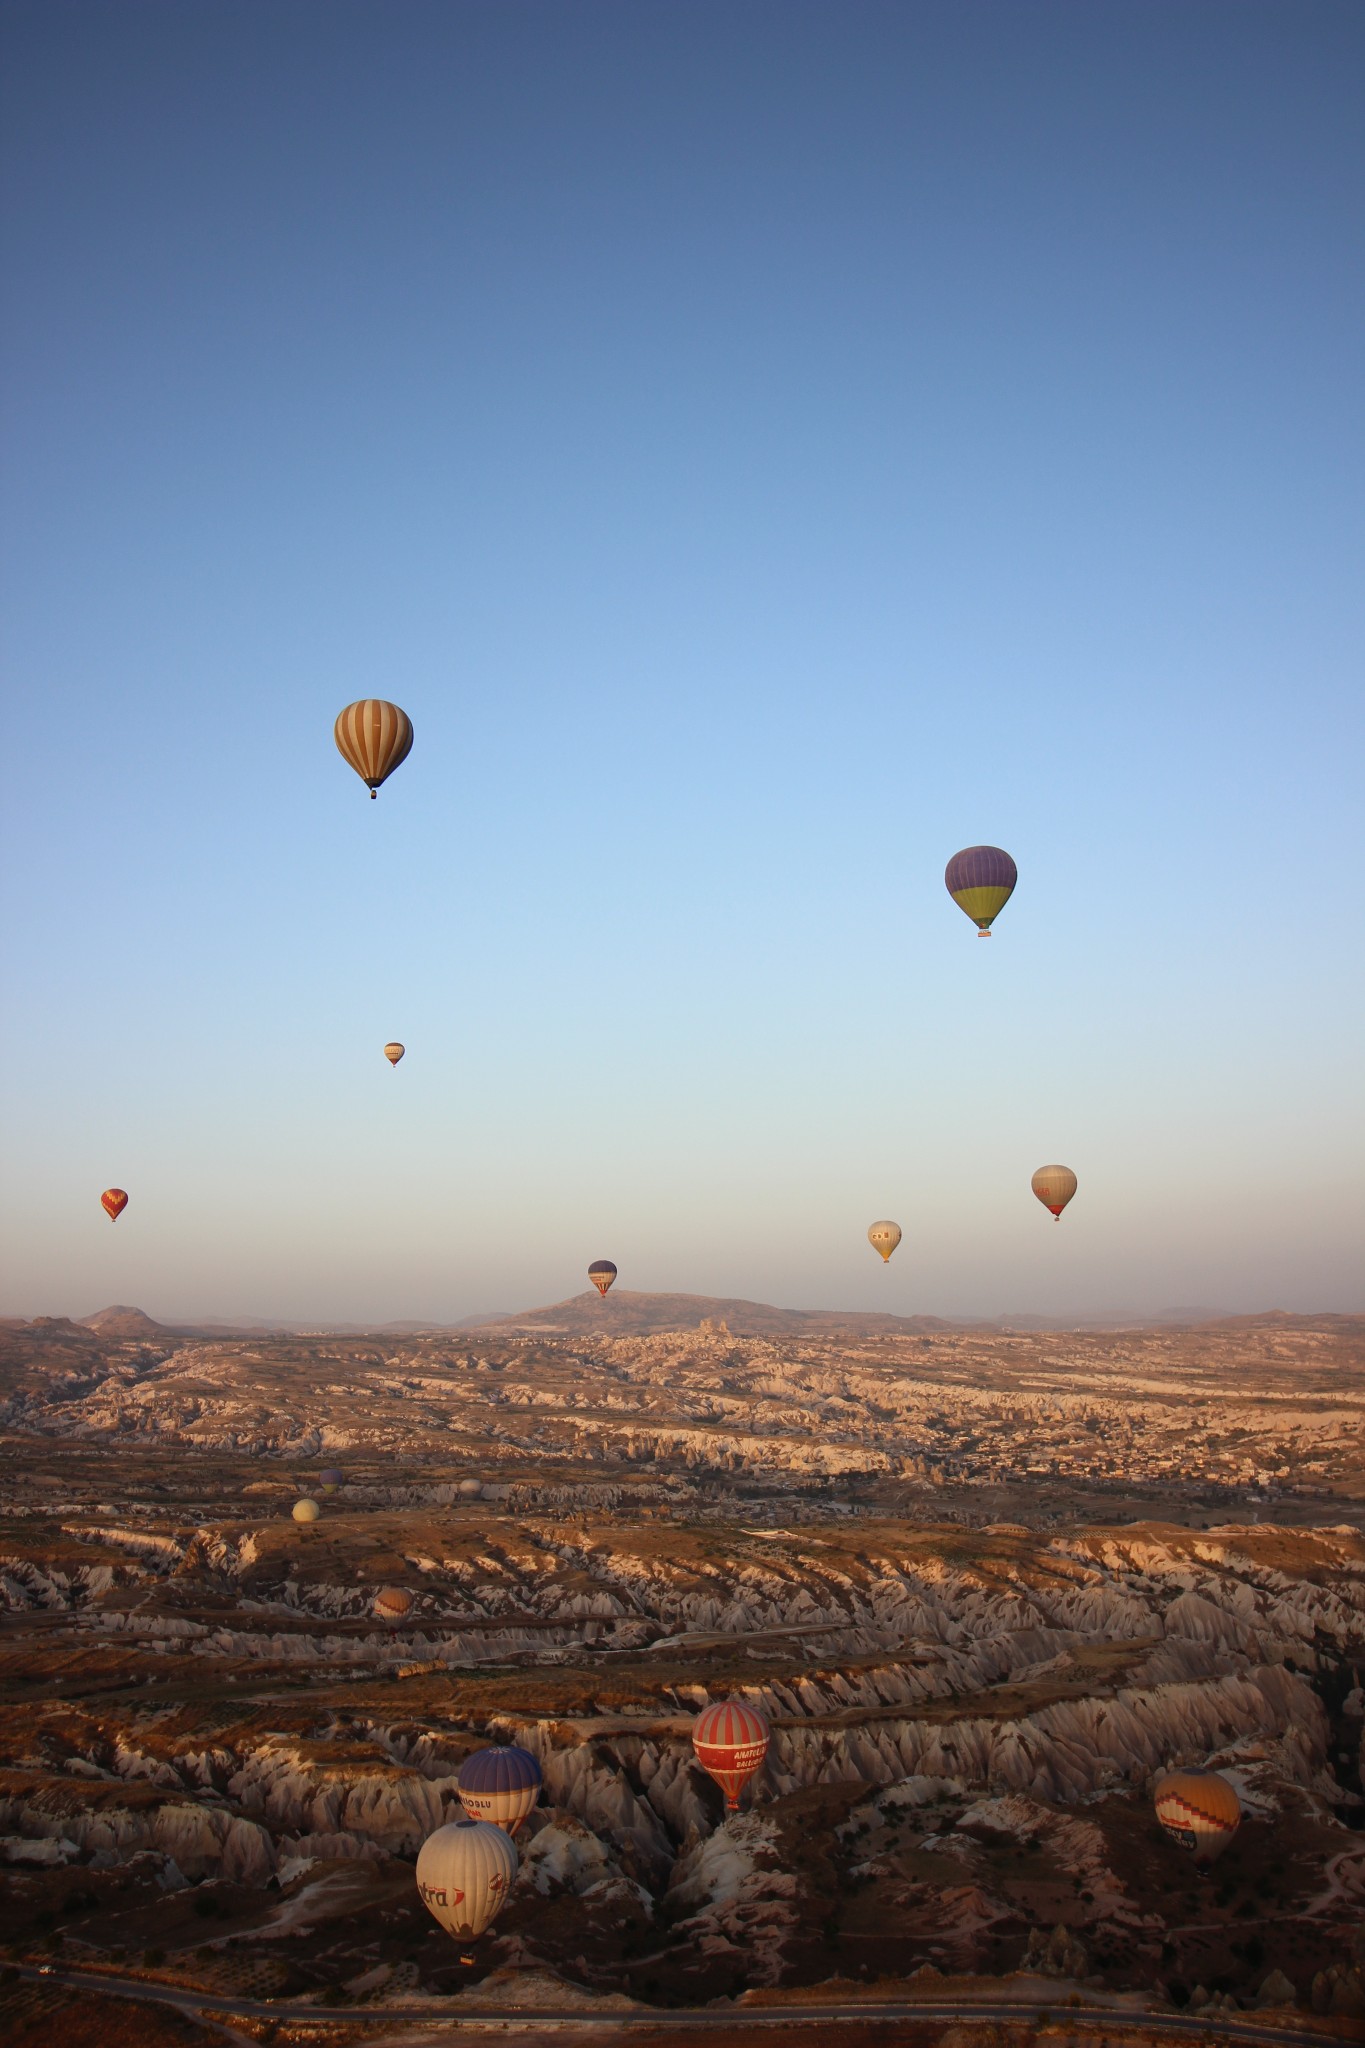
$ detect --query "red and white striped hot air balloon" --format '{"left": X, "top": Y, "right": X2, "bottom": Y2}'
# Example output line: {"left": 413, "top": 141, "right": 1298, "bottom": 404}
{"left": 334, "top": 700, "right": 414, "bottom": 798}
{"left": 692, "top": 1699, "right": 770, "bottom": 1811}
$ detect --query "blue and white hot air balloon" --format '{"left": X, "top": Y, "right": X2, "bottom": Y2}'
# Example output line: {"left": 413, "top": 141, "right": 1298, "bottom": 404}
{"left": 457, "top": 1745, "right": 542, "bottom": 1836}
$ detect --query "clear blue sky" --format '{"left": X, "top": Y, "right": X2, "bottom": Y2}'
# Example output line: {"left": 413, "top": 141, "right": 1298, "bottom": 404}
{"left": 2, "top": 1, "right": 1361, "bottom": 1324}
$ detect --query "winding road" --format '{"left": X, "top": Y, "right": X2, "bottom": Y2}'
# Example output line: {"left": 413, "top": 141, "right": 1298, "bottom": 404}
{"left": 10, "top": 1962, "right": 1346, "bottom": 2042}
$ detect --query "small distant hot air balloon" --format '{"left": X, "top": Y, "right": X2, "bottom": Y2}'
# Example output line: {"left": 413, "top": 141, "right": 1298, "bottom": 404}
{"left": 457, "top": 1745, "right": 543, "bottom": 1836}
{"left": 317, "top": 1468, "right": 343, "bottom": 1493}
{"left": 334, "top": 700, "right": 414, "bottom": 798}
{"left": 457, "top": 1478, "right": 483, "bottom": 1498}
{"left": 417, "top": 1819, "right": 517, "bottom": 1945}
{"left": 1031, "top": 1164, "right": 1078, "bottom": 1220}
{"left": 588, "top": 1260, "right": 618, "bottom": 1298}
{"left": 1154, "top": 1768, "right": 1241, "bottom": 1865}
{"left": 945, "top": 845, "right": 1017, "bottom": 935}
{"left": 692, "top": 1700, "right": 771, "bottom": 1812}
{"left": 383, "top": 1043, "right": 405, "bottom": 1067}
{"left": 374, "top": 1585, "right": 415, "bottom": 1623}
{"left": 868, "top": 1220, "right": 902, "bottom": 1264}
{"left": 101, "top": 1189, "right": 129, "bottom": 1222}
{"left": 292, "top": 1498, "right": 320, "bottom": 1525}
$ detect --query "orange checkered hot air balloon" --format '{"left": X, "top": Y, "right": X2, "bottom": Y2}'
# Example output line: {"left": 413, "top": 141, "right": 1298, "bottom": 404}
{"left": 334, "top": 700, "right": 414, "bottom": 798}
{"left": 692, "top": 1699, "right": 770, "bottom": 1811}
{"left": 100, "top": 1189, "right": 129, "bottom": 1222}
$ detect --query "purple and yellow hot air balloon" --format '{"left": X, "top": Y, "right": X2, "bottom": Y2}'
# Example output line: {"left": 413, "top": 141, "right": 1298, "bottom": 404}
{"left": 945, "top": 846, "right": 1017, "bottom": 936}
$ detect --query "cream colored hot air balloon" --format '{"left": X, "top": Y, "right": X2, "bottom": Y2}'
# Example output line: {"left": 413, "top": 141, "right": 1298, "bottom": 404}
{"left": 416, "top": 1819, "right": 517, "bottom": 1944}
{"left": 868, "top": 1220, "right": 902, "bottom": 1264}
{"left": 1031, "top": 1165, "right": 1077, "bottom": 1220}
{"left": 383, "top": 1043, "right": 405, "bottom": 1067}
{"left": 334, "top": 700, "right": 414, "bottom": 798}
{"left": 1153, "top": 1768, "right": 1241, "bottom": 1865}
{"left": 292, "top": 1498, "right": 320, "bottom": 1524}
{"left": 374, "top": 1585, "right": 414, "bottom": 1623}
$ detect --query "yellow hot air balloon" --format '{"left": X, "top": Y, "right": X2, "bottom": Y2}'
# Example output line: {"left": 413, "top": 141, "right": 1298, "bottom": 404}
{"left": 1031, "top": 1165, "right": 1078, "bottom": 1220}
{"left": 292, "top": 1498, "right": 320, "bottom": 1524}
{"left": 1154, "top": 1768, "right": 1241, "bottom": 1865}
{"left": 334, "top": 700, "right": 414, "bottom": 798}
{"left": 384, "top": 1042, "right": 405, "bottom": 1067}
{"left": 868, "top": 1220, "right": 902, "bottom": 1264}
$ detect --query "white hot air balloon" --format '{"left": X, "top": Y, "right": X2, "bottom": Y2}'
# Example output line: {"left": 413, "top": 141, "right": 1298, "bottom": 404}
{"left": 292, "top": 1498, "right": 320, "bottom": 1525}
{"left": 416, "top": 1819, "right": 518, "bottom": 1945}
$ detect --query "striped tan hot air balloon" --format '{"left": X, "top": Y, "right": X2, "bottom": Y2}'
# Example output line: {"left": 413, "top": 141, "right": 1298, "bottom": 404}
{"left": 1153, "top": 1768, "right": 1241, "bottom": 1865}
{"left": 868, "top": 1220, "right": 902, "bottom": 1264}
{"left": 383, "top": 1042, "right": 405, "bottom": 1067}
{"left": 1031, "top": 1164, "right": 1078, "bottom": 1220}
{"left": 692, "top": 1700, "right": 770, "bottom": 1811}
{"left": 334, "top": 700, "right": 414, "bottom": 798}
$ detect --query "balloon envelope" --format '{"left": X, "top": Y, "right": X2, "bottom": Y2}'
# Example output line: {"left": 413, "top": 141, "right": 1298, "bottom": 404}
{"left": 1031, "top": 1165, "right": 1078, "bottom": 1219}
{"left": 317, "top": 1468, "right": 343, "bottom": 1492}
{"left": 588, "top": 1260, "right": 618, "bottom": 1297}
{"left": 457, "top": 1745, "right": 543, "bottom": 1835}
{"left": 1154, "top": 1769, "right": 1241, "bottom": 1864}
{"left": 868, "top": 1220, "right": 902, "bottom": 1264}
{"left": 383, "top": 1043, "right": 405, "bottom": 1067}
{"left": 101, "top": 1189, "right": 129, "bottom": 1222}
{"left": 292, "top": 1499, "right": 320, "bottom": 1524}
{"left": 334, "top": 700, "right": 414, "bottom": 797}
{"left": 692, "top": 1700, "right": 770, "bottom": 1811}
{"left": 417, "top": 1819, "right": 518, "bottom": 1941}
{"left": 374, "top": 1586, "right": 414, "bottom": 1622}
{"left": 945, "top": 845, "right": 1017, "bottom": 933}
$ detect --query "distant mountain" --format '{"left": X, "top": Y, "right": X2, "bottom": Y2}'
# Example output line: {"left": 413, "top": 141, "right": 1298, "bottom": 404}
{"left": 462, "top": 1289, "right": 966, "bottom": 1340}
{"left": 79, "top": 1305, "right": 168, "bottom": 1338}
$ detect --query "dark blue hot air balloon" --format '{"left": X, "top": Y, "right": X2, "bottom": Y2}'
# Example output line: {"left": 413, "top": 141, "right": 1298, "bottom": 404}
{"left": 457, "top": 1745, "right": 542, "bottom": 1836}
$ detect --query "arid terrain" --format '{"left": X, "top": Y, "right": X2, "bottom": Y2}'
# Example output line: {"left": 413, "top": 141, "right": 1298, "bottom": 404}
{"left": 1, "top": 1299, "right": 1363, "bottom": 2044}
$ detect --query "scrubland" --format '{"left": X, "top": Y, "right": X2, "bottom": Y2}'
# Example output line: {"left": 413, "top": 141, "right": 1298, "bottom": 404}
{"left": 0, "top": 1306, "right": 1362, "bottom": 2041}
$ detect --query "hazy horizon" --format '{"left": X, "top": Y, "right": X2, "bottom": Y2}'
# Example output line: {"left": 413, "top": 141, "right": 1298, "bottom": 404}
{"left": 3, "top": 3, "right": 1362, "bottom": 1326}
{"left": 7, "top": 1287, "right": 1361, "bottom": 1334}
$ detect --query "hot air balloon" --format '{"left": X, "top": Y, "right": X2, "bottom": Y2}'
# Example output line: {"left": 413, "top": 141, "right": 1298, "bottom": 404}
{"left": 334, "top": 700, "right": 414, "bottom": 798}
{"left": 1154, "top": 1769, "right": 1241, "bottom": 1865}
{"left": 868, "top": 1220, "right": 902, "bottom": 1264}
{"left": 292, "top": 1498, "right": 320, "bottom": 1525}
{"left": 383, "top": 1043, "right": 405, "bottom": 1067}
{"left": 374, "top": 1586, "right": 414, "bottom": 1623}
{"left": 1031, "top": 1164, "right": 1078, "bottom": 1220}
{"left": 457, "top": 1745, "right": 543, "bottom": 1836}
{"left": 457, "top": 1478, "right": 483, "bottom": 1498}
{"left": 416, "top": 1819, "right": 517, "bottom": 1945}
{"left": 945, "top": 845, "right": 1017, "bottom": 935}
{"left": 692, "top": 1700, "right": 770, "bottom": 1812}
{"left": 588, "top": 1260, "right": 618, "bottom": 1298}
{"left": 101, "top": 1189, "right": 129, "bottom": 1222}
{"left": 317, "top": 1468, "right": 343, "bottom": 1493}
